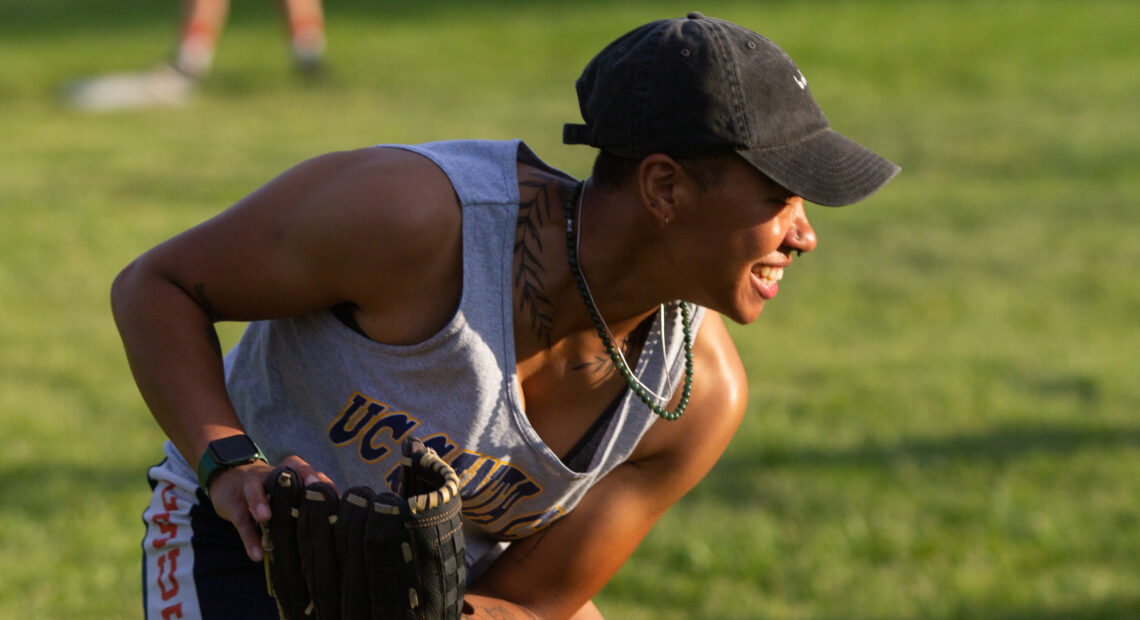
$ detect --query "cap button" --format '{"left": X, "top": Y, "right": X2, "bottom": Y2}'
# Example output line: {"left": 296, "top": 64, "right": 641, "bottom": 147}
{"left": 687, "top": 12, "right": 705, "bottom": 19}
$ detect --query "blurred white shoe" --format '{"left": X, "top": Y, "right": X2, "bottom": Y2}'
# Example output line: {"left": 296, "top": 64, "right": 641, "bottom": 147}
{"left": 291, "top": 39, "right": 326, "bottom": 77}
{"left": 64, "top": 64, "right": 196, "bottom": 112}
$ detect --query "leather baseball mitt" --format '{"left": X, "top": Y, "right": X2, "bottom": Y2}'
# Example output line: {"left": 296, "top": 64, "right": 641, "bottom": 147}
{"left": 260, "top": 437, "right": 465, "bottom": 619}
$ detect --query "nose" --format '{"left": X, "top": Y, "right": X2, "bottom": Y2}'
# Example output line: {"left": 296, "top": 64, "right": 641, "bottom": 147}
{"left": 785, "top": 200, "right": 817, "bottom": 254}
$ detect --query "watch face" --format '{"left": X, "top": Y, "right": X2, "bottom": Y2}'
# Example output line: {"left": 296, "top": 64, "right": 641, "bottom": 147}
{"left": 210, "top": 434, "right": 259, "bottom": 464}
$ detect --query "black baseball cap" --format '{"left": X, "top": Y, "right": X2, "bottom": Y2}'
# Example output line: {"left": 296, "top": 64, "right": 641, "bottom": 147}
{"left": 563, "top": 12, "right": 900, "bottom": 206}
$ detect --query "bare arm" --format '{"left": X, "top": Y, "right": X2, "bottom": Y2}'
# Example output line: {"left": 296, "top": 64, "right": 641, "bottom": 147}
{"left": 461, "top": 596, "right": 602, "bottom": 619}
{"left": 111, "top": 146, "right": 462, "bottom": 558}
{"left": 466, "top": 314, "right": 748, "bottom": 619}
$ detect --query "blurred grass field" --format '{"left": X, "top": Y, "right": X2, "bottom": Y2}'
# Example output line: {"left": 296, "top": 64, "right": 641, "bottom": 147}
{"left": 2, "top": 0, "right": 1138, "bottom": 617}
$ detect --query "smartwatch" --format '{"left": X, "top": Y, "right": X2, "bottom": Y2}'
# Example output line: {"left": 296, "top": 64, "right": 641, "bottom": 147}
{"left": 197, "top": 434, "right": 267, "bottom": 493}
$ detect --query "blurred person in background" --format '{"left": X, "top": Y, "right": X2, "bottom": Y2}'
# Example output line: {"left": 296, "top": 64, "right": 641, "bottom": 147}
{"left": 65, "top": 0, "right": 325, "bottom": 111}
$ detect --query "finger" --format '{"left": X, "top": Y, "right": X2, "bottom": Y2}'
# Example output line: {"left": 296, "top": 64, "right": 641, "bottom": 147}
{"left": 279, "top": 455, "right": 338, "bottom": 491}
{"left": 244, "top": 470, "right": 272, "bottom": 523}
{"left": 232, "top": 509, "right": 266, "bottom": 562}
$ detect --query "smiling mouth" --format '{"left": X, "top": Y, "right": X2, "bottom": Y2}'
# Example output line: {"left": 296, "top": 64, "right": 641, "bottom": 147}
{"left": 750, "top": 265, "right": 785, "bottom": 301}
{"left": 754, "top": 265, "right": 784, "bottom": 288}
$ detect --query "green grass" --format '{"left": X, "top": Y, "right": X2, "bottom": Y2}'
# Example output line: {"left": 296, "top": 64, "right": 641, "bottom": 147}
{"left": 2, "top": 0, "right": 1138, "bottom": 617}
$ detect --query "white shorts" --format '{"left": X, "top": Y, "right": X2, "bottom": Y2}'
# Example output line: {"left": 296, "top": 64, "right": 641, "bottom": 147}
{"left": 141, "top": 441, "right": 277, "bottom": 620}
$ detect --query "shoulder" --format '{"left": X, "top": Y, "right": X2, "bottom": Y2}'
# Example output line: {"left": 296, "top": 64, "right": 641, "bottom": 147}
{"left": 238, "top": 146, "right": 465, "bottom": 327}
{"left": 303, "top": 148, "right": 466, "bottom": 337}
{"left": 627, "top": 311, "right": 747, "bottom": 500}
{"left": 280, "top": 146, "right": 462, "bottom": 271}
{"left": 298, "top": 146, "right": 458, "bottom": 226}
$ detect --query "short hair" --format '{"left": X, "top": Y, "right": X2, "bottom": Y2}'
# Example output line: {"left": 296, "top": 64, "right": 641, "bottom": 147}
{"left": 590, "top": 150, "right": 736, "bottom": 193}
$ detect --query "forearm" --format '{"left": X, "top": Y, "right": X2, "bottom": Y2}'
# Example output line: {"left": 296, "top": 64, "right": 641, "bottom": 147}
{"left": 111, "top": 260, "right": 244, "bottom": 465}
{"left": 462, "top": 594, "right": 539, "bottom": 619}
{"left": 463, "top": 594, "right": 603, "bottom": 620}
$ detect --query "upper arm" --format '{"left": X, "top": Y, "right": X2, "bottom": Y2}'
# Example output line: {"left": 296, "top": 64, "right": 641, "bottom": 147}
{"left": 470, "top": 313, "right": 748, "bottom": 618}
{"left": 117, "top": 146, "right": 462, "bottom": 325}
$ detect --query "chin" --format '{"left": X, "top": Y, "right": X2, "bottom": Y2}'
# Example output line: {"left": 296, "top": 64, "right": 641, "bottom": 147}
{"left": 721, "top": 300, "right": 766, "bottom": 325}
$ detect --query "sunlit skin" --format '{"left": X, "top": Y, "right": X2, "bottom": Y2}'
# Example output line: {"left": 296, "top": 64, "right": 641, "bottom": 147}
{"left": 112, "top": 147, "right": 794, "bottom": 619}
{"left": 640, "top": 154, "right": 819, "bottom": 325}
{"left": 683, "top": 159, "right": 817, "bottom": 324}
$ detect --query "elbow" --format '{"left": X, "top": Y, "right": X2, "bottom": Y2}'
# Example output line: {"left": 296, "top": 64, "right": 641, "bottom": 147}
{"left": 110, "top": 261, "right": 135, "bottom": 325}
{"left": 110, "top": 259, "right": 151, "bottom": 330}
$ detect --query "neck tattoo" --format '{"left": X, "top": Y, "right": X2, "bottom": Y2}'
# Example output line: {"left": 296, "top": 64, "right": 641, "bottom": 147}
{"left": 562, "top": 180, "right": 694, "bottom": 421}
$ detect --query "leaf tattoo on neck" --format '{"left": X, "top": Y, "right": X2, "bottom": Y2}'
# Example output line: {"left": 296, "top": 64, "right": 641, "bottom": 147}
{"left": 514, "top": 179, "right": 556, "bottom": 347}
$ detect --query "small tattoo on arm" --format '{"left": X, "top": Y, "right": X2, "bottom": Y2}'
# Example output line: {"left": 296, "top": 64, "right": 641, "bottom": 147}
{"left": 193, "top": 283, "right": 223, "bottom": 356}
{"left": 192, "top": 283, "right": 215, "bottom": 318}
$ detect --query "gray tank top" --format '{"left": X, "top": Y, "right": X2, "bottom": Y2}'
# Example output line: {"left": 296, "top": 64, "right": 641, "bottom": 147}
{"left": 219, "top": 139, "right": 705, "bottom": 575}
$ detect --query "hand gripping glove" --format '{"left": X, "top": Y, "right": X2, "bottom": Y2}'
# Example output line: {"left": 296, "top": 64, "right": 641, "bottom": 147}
{"left": 260, "top": 437, "right": 465, "bottom": 620}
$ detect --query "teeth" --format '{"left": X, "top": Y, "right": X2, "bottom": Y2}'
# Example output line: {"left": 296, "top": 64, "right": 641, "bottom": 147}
{"left": 756, "top": 266, "right": 784, "bottom": 284}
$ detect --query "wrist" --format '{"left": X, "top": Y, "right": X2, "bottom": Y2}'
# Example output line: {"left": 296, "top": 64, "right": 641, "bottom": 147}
{"left": 197, "top": 434, "right": 267, "bottom": 493}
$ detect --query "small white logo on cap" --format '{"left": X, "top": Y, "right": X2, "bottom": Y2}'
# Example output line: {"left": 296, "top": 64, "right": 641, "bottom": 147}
{"left": 793, "top": 70, "right": 808, "bottom": 90}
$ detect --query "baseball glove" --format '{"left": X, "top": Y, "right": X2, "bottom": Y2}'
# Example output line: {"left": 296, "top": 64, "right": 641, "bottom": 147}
{"left": 261, "top": 437, "right": 466, "bottom": 620}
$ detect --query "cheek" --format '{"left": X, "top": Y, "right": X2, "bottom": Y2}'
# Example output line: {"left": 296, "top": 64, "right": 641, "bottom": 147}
{"left": 756, "top": 220, "right": 787, "bottom": 252}
{"left": 727, "top": 222, "right": 782, "bottom": 259}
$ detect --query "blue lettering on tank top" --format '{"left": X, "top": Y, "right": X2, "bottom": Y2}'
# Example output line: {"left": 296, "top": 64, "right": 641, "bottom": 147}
{"left": 328, "top": 392, "right": 419, "bottom": 462}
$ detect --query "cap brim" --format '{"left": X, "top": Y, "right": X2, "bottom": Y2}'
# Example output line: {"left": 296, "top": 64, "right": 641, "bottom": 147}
{"left": 737, "top": 128, "right": 900, "bottom": 207}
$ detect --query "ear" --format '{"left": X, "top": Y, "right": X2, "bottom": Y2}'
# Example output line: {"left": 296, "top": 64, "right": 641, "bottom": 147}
{"left": 637, "top": 154, "right": 695, "bottom": 226}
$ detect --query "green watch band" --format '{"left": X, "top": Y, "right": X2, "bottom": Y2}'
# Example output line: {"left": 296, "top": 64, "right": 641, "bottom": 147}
{"left": 197, "top": 434, "right": 267, "bottom": 493}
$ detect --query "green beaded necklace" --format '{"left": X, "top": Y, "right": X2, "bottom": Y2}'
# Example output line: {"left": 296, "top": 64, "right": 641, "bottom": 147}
{"left": 563, "top": 180, "right": 695, "bottom": 421}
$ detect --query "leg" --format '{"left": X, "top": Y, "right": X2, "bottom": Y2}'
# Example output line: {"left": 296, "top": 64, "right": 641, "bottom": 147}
{"left": 172, "top": 0, "right": 231, "bottom": 78}
{"left": 142, "top": 454, "right": 278, "bottom": 620}
{"left": 278, "top": 0, "right": 326, "bottom": 73}
{"left": 62, "top": 0, "right": 221, "bottom": 110}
